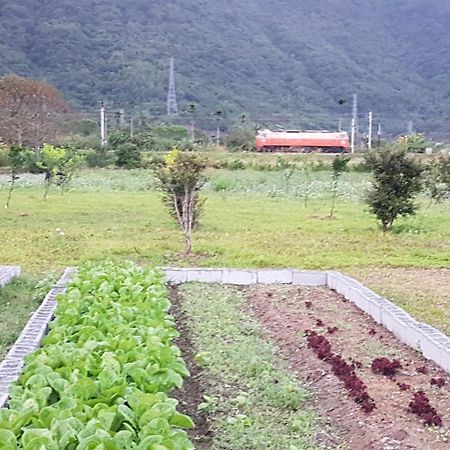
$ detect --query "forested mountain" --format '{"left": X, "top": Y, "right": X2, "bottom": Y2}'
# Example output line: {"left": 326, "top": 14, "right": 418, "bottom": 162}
{"left": 1, "top": 0, "right": 449, "bottom": 132}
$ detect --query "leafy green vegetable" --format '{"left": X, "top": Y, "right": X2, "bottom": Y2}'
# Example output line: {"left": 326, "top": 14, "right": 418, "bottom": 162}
{"left": 0, "top": 262, "right": 194, "bottom": 449}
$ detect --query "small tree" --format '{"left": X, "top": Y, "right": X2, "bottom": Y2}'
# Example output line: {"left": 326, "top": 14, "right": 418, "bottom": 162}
{"left": 38, "top": 144, "right": 81, "bottom": 199}
{"left": 225, "top": 128, "right": 255, "bottom": 152}
{"left": 115, "top": 143, "right": 142, "bottom": 169}
{"left": 4, "top": 145, "right": 31, "bottom": 209}
{"left": 154, "top": 148, "right": 207, "bottom": 254}
{"left": 424, "top": 155, "right": 450, "bottom": 204}
{"left": 329, "top": 155, "right": 350, "bottom": 217}
{"left": 365, "top": 147, "right": 423, "bottom": 232}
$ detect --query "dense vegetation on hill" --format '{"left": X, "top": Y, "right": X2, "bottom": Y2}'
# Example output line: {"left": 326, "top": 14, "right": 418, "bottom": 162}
{"left": 0, "top": 0, "right": 449, "bottom": 132}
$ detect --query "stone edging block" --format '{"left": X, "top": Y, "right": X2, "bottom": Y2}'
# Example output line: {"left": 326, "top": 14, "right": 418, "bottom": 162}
{"left": 222, "top": 269, "right": 257, "bottom": 285}
{"left": 0, "top": 266, "right": 21, "bottom": 287}
{"left": 0, "top": 267, "right": 76, "bottom": 408}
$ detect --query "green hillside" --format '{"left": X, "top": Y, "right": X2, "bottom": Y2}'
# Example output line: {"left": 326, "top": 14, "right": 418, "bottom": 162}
{"left": 0, "top": 0, "right": 449, "bottom": 132}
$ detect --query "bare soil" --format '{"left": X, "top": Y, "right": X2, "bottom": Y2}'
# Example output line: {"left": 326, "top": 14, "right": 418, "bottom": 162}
{"left": 170, "top": 286, "right": 214, "bottom": 449}
{"left": 246, "top": 285, "right": 450, "bottom": 450}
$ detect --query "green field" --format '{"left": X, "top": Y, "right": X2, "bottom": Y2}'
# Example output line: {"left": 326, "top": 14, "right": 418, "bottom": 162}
{"left": 0, "top": 167, "right": 449, "bottom": 334}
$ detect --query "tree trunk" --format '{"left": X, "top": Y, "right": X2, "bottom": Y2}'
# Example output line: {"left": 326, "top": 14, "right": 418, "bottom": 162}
{"left": 5, "top": 173, "right": 15, "bottom": 209}
{"left": 184, "top": 234, "right": 192, "bottom": 254}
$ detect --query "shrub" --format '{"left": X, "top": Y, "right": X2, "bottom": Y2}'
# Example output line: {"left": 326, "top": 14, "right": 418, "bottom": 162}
{"left": 424, "top": 155, "right": 450, "bottom": 203}
{"left": 115, "top": 143, "right": 142, "bottom": 169}
{"left": 225, "top": 128, "right": 255, "bottom": 152}
{"left": 84, "top": 149, "right": 115, "bottom": 168}
{"left": 365, "top": 147, "right": 423, "bottom": 231}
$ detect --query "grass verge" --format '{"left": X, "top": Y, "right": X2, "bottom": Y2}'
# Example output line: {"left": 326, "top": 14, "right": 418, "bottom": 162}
{"left": 179, "top": 282, "right": 323, "bottom": 449}
{"left": 0, "top": 276, "right": 53, "bottom": 359}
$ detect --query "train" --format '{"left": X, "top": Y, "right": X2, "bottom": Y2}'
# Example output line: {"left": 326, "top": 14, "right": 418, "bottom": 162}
{"left": 255, "top": 129, "right": 350, "bottom": 153}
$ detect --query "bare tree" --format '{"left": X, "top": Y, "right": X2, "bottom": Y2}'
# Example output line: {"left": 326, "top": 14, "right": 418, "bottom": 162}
{"left": 0, "top": 75, "right": 72, "bottom": 148}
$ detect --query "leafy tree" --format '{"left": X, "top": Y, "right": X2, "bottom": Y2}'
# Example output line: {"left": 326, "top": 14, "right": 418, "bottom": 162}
{"left": 329, "top": 156, "right": 350, "bottom": 217}
{"left": 397, "top": 133, "right": 432, "bottom": 153}
{"left": 0, "top": 75, "right": 71, "bottom": 148}
{"left": 225, "top": 128, "right": 255, "bottom": 152}
{"left": 37, "top": 144, "right": 82, "bottom": 199}
{"left": 424, "top": 155, "right": 450, "bottom": 203}
{"left": 4, "top": 145, "right": 31, "bottom": 208}
{"left": 115, "top": 143, "right": 142, "bottom": 169}
{"left": 153, "top": 149, "right": 207, "bottom": 254}
{"left": 365, "top": 147, "right": 423, "bottom": 231}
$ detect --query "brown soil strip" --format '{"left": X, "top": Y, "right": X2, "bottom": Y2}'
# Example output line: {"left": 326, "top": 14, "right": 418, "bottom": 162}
{"left": 246, "top": 285, "right": 450, "bottom": 450}
{"left": 170, "top": 286, "right": 214, "bottom": 449}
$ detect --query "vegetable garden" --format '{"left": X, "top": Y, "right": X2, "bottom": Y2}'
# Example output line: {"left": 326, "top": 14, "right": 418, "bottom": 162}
{"left": 0, "top": 263, "right": 449, "bottom": 449}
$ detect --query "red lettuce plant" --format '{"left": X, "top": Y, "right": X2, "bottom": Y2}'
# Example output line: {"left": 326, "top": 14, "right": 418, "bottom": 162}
{"left": 306, "top": 330, "right": 376, "bottom": 413}
{"left": 371, "top": 357, "right": 402, "bottom": 377}
{"left": 409, "top": 391, "right": 442, "bottom": 427}
{"left": 430, "top": 378, "right": 446, "bottom": 388}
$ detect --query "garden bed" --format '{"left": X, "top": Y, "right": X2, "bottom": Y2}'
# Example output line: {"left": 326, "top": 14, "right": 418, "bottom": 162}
{"left": 0, "top": 263, "right": 195, "bottom": 448}
{"left": 246, "top": 284, "right": 450, "bottom": 449}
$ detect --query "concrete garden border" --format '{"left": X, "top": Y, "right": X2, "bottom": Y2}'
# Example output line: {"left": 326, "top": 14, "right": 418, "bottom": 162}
{"left": 0, "top": 267, "right": 76, "bottom": 408}
{"left": 1, "top": 266, "right": 449, "bottom": 409}
{"left": 0, "top": 266, "right": 21, "bottom": 287}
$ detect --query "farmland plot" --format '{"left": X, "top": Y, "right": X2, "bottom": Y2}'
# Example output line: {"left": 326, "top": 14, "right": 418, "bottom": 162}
{"left": 176, "top": 283, "right": 450, "bottom": 450}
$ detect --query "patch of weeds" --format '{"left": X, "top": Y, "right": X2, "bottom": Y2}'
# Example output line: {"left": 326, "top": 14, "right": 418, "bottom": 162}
{"left": 180, "top": 283, "right": 323, "bottom": 449}
{"left": 0, "top": 273, "right": 56, "bottom": 358}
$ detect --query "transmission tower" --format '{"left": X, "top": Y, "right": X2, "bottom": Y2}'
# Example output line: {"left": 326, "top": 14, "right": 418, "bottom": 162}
{"left": 167, "top": 57, "right": 178, "bottom": 115}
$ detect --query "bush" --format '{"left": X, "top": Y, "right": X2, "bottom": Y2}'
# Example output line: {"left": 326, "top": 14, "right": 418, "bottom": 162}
{"left": 365, "top": 147, "right": 423, "bottom": 231}
{"left": 424, "top": 155, "right": 450, "bottom": 202}
{"left": 84, "top": 149, "right": 115, "bottom": 168}
{"left": 115, "top": 143, "right": 142, "bottom": 169}
{"left": 225, "top": 128, "right": 255, "bottom": 152}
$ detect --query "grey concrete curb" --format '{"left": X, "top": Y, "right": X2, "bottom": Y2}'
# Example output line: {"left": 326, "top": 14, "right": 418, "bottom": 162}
{"left": 162, "top": 267, "right": 326, "bottom": 286}
{"left": 0, "top": 267, "right": 76, "bottom": 408}
{"left": 0, "top": 266, "right": 21, "bottom": 287}
{"left": 161, "top": 267, "right": 450, "bottom": 375}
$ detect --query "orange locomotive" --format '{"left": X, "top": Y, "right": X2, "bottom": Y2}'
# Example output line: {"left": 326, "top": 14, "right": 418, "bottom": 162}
{"left": 255, "top": 129, "right": 350, "bottom": 153}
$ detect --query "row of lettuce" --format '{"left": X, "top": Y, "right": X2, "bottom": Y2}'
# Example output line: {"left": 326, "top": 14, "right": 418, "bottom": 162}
{"left": 0, "top": 262, "right": 194, "bottom": 449}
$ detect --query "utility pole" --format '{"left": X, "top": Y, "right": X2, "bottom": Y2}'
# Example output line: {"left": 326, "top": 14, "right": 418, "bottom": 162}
{"left": 190, "top": 120, "right": 195, "bottom": 141}
{"left": 167, "top": 57, "right": 178, "bottom": 115}
{"left": 130, "top": 116, "right": 134, "bottom": 138}
{"left": 338, "top": 117, "right": 342, "bottom": 131}
{"left": 351, "top": 117, "right": 356, "bottom": 154}
{"left": 368, "top": 111, "right": 373, "bottom": 149}
{"left": 350, "top": 93, "right": 358, "bottom": 153}
{"left": 352, "top": 93, "right": 358, "bottom": 137}
{"left": 100, "top": 101, "right": 107, "bottom": 148}
{"left": 119, "top": 109, "right": 125, "bottom": 129}
{"left": 407, "top": 120, "right": 414, "bottom": 135}
{"left": 377, "top": 123, "right": 382, "bottom": 145}
{"left": 216, "top": 124, "right": 220, "bottom": 146}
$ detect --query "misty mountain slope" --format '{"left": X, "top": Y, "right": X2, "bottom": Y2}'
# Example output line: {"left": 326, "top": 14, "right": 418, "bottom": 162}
{"left": 0, "top": 0, "right": 448, "bottom": 130}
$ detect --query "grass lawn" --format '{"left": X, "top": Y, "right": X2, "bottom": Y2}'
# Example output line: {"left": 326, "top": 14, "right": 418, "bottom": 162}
{"left": 0, "top": 168, "right": 449, "bottom": 333}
